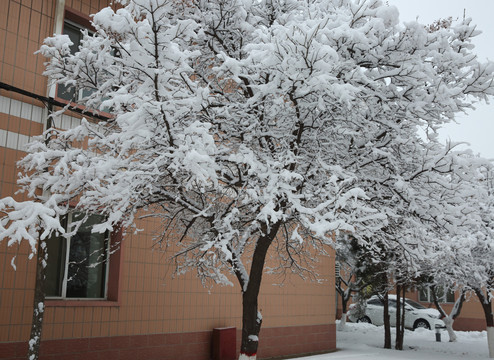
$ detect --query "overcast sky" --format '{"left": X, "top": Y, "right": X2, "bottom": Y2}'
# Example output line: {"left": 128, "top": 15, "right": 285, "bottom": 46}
{"left": 386, "top": 0, "right": 494, "bottom": 159}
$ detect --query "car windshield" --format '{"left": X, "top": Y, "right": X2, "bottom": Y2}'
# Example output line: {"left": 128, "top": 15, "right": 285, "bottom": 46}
{"left": 367, "top": 298, "right": 383, "bottom": 306}
{"left": 405, "top": 299, "right": 426, "bottom": 309}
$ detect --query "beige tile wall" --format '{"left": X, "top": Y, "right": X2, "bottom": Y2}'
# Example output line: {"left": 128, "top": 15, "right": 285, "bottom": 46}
{"left": 0, "top": 213, "right": 334, "bottom": 342}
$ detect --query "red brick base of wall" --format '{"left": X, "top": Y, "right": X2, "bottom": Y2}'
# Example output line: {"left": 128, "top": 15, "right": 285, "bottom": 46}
{"left": 0, "top": 323, "right": 336, "bottom": 360}
{"left": 454, "top": 317, "right": 486, "bottom": 332}
{"left": 256, "top": 324, "right": 336, "bottom": 359}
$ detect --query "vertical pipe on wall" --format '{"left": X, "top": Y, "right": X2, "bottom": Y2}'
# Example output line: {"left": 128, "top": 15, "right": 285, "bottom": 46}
{"left": 46, "top": 0, "right": 65, "bottom": 101}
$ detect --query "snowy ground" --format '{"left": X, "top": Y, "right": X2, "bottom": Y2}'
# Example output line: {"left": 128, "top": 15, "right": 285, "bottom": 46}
{"left": 294, "top": 322, "right": 491, "bottom": 359}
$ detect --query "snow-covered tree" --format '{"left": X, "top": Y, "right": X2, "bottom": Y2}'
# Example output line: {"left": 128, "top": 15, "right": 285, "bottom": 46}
{"left": 453, "top": 165, "right": 494, "bottom": 357}
{"left": 416, "top": 158, "right": 494, "bottom": 353}
{"left": 341, "top": 139, "right": 494, "bottom": 349}
{"left": 2, "top": 0, "right": 494, "bottom": 359}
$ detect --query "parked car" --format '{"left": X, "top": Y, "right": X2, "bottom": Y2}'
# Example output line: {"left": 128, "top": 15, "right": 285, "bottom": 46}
{"left": 348, "top": 295, "right": 445, "bottom": 330}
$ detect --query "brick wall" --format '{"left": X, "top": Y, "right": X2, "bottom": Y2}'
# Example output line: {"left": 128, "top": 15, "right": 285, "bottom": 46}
{"left": 454, "top": 317, "right": 487, "bottom": 332}
{"left": 0, "top": 323, "right": 336, "bottom": 360}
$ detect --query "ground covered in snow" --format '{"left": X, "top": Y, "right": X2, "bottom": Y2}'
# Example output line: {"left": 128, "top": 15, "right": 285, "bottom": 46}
{"left": 296, "top": 322, "right": 490, "bottom": 359}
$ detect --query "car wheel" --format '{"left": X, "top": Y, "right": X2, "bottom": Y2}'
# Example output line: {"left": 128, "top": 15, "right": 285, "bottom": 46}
{"left": 413, "top": 319, "right": 430, "bottom": 330}
{"left": 357, "top": 316, "right": 372, "bottom": 324}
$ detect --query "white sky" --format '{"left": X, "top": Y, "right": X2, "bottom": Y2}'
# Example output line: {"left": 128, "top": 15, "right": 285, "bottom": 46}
{"left": 387, "top": 0, "right": 494, "bottom": 159}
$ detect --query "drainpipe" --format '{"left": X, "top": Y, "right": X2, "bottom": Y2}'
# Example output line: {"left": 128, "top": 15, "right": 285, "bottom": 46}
{"left": 47, "top": 0, "right": 66, "bottom": 102}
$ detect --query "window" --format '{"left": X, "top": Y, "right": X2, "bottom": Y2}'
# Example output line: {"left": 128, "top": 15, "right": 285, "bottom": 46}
{"left": 57, "top": 15, "right": 113, "bottom": 115}
{"left": 57, "top": 21, "right": 94, "bottom": 101}
{"left": 45, "top": 213, "right": 110, "bottom": 299}
{"left": 419, "top": 286, "right": 455, "bottom": 303}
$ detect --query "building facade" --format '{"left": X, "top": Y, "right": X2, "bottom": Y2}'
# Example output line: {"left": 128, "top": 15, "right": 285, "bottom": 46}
{"left": 0, "top": 1, "right": 336, "bottom": 359}
{"left": 408, "top": 288, "right": 490, "bottom": 331}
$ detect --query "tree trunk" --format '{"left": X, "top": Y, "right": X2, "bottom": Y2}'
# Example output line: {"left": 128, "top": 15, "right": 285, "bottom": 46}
{"left": 488, "top": 327, "right": 494, "bottom": 359}
{"left": 474, "top": 288, "right": 494, "bottom": 358}
{"left": 239, "top": 223, "right": 280, "bottom": 360}
{"left": 337, "top": 313, "right": 347, "bottom": 331}
{"left": 27, "top": 240, "right": 47, "bottom": 360}
{"left": 395, "top": 285, "right": 401, "bottom": 350}
{"left": 337, "top": 293, "right": 349, "bottom": 331}
{"left": 395, "top": 285, "right": 405, "bottom": 350}
{"left": 341, "top": 294, "right": 348, "bottom": 317}
{"left": 240, "top": 290, "right": 263, "bottom": 360}
{"left": 400, "top": 286, "right": 406, "bottom": 347}
{"left": 443, "top": 316, "right": 457, "bottom": 342}
{"left": 432, "top": 287, "right": 465, "bottom": 342}
{"left": 383, "top": 292, "right": 391, "bottom": 349}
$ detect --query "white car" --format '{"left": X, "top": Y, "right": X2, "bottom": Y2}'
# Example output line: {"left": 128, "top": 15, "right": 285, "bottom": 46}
{"left": 348, "top": 295, "right": 445, "bottom": 330}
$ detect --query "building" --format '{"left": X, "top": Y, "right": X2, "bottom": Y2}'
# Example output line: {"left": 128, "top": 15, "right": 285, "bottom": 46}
{"left": 0, "top": 1, "right": 336, "bottom": 359}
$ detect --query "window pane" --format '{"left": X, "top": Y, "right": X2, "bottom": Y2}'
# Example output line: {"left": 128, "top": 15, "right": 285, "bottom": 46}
{"left": 81, "top": 88, "right": 96, "bottom": 99}
{"left": 44, "top": 220, "right": 68, "bottom": 297}
{"left": 446, "top": 289, "right": 455, "bottom": 303}
{"left": 66, "top": 214, "right": 109, "bottom": 298}
{"left": 56, "top": 22, "right": 82, "bottom": 101}
{"left": 64, "top": 23, "right": 82, "bottom": 54}
{"left": 57, "top": 83, "right": 76, "bottom": 101}
{"left": 419, "top": 287, "right": 429, "bottom": 302}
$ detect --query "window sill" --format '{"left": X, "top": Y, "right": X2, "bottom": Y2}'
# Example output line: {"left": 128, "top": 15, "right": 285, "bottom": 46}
{"left": 45, "top": 299, "right": 120, "bottom": 307}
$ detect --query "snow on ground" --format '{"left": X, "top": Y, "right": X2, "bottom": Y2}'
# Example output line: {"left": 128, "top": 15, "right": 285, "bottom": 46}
{"left": 294, "top": 322, "right": 490, "bottom": 359}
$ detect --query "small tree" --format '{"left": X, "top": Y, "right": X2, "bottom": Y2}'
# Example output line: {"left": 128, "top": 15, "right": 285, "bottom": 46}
{"left": 335, "top": 261, "right": 358, "bottom": 330}
{"left": 335, "top": 236, "right": 371, "bottom": 330}
{"left": 468, "top": 166, "right": 494, "bottom": 357}
{"left": 431, "top": 285, "right": 466, "bottom": 342}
